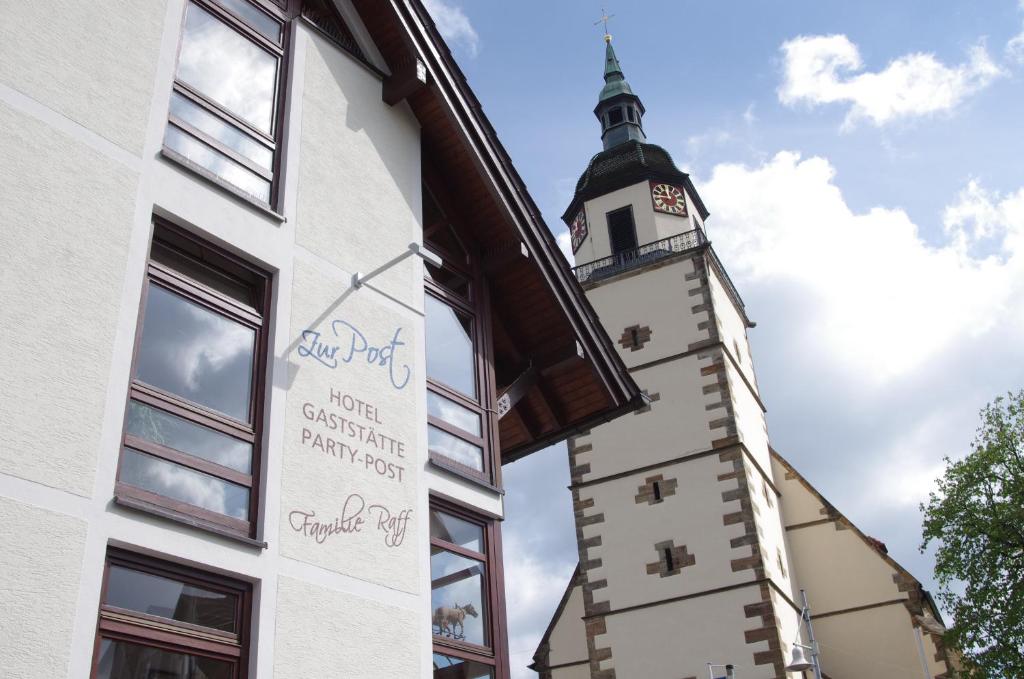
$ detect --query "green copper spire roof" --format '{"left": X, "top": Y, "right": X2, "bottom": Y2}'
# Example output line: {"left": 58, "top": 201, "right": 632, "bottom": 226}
{"left": 599, "top": 38, "right": 634, "bottom": 102}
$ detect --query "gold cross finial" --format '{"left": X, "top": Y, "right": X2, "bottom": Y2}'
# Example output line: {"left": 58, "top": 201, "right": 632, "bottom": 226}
{"left": 594, "top": 7, "right": 614, "bottom": 42}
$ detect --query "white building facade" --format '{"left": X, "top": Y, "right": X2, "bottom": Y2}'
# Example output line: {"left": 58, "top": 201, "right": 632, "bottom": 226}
{"left": 0, "top": 3, "right": 642, "bottom": 678}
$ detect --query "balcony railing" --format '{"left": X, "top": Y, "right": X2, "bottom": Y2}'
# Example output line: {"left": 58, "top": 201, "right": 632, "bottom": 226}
{"left": 572, "top": 229, "right": 705, "bottom": 284}
{"left": 571, "top": 228, "right": 746, "bottom": 311}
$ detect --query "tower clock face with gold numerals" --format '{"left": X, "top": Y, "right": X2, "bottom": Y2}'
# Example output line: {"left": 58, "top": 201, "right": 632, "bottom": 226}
{"left": 650, "top": 182, "right": 688, "bottom": 216}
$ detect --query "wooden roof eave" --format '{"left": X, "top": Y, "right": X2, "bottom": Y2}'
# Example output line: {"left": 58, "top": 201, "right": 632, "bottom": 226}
{"left": 352, "top": 0, "right": 643, "bottom": 459}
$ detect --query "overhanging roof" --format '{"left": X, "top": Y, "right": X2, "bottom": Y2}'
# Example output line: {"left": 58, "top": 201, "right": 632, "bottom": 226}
{"left": 350, "top": 0, "right": 645, "bottom": 463}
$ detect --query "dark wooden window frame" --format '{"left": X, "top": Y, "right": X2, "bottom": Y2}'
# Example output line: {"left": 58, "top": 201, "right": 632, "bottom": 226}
{"left": 115, "top": 218, "right": 271, "bottom": 541}
{"left": 91, "top": 548, "right": 253, "bottom": 679}
{"left": 164, "top": 0, "right": 297, "bottom": 211}
{"left": 429, "top": 494, "right": 510, "bottom": 679}
{"left": 423, "top": 186, "right": 501, "bottom": 490}
{"left": 606, "top": 205, "right": 638, "bottom": 256}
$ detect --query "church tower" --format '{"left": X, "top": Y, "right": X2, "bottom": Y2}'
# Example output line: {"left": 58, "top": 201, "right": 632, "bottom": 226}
{"left": 542, "top": 34, "right": 805, "bottom": 678}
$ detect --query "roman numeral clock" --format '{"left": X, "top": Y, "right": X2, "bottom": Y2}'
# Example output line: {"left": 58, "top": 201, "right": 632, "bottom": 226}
{"left": 650, "top": 181, "right": 688, "bottom": 216}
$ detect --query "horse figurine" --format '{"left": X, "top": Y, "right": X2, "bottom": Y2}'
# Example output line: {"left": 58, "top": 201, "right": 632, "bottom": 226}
{"left": 432, "top": 602, "right": 480, "bottom": 639}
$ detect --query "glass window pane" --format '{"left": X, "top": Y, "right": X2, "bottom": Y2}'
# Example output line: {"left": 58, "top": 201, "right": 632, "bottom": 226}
{"left": 96, "top": 638, "right": 233, "bottom": 679}
{"left": 429, "top": 508, "right": 483, "bottom": 553}
{"left": 106, "top": 565, "right": 238, "bottom": 633}
{"left": 126, "top": 400, "right": 253, "bottom": 474}
{"left": 428, "top": 426, "right": 483, "bottom": 472}
{"left": 427, "top": 391, "right": 481, "bottom": 437}
{"left": 425, "top": 295, "right": 476, "bottom": 398}
{"left": 177, "top": 3, "right": 278, "bottom": 133}
{"left": 164, "top": 125, "right": 272, "bottom": 203}
{"left": 430, "top": 548, "right": 487, "bottom": 646}
{"left": 169, "top": 92, "right": 273, "bottom": 170}
{"left": 136, "top": 283, "right": 256, "bottom": 422}
{"left": 150, "top": 239, "right": 258, "bottom": 311}
{"left": 432, "top": 653, "right": 494, "bottom": 679}
{"left": 424, "top": 261, "right": 469, "bottom": 300}
{"left": 121, "top": 448, "right": 250, "bottom": 520}
{"left": 217, "top": 0, "right": 281, "bottom": 42}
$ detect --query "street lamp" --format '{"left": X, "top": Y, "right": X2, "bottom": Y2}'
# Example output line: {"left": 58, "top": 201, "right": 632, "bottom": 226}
{"left": 785, "top": 590, "right": 823, "bottom": 678}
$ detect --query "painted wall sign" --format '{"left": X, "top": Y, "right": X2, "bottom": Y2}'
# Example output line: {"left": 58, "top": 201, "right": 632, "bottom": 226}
{"left": 299, "top": 389, "right": 407, "bottom": 483}
{"left": 287, "top": 386, "right": 413, "bottom": 551}
{"left": 283, "top": 261, "right": 419, "bottom": 590}
{"left": 287, "top": 495, "right": 412, "bottom": 548}
{"left": 298, "top": 319, "right": 411, "bottom": 389}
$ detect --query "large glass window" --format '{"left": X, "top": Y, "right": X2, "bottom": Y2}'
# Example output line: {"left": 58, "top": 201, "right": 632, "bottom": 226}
{"left": 116, "top": 221, "right": 269, "bottom": 539}
{"left": 92, "top": 550, "right": 250, "bottom": 679}
{"left": 164, "top": 0, "right": 287, "bottom": 206}
{"left": 423, "top": 199, "right": 496, "bottom": 484}
{"left": 430, "top": 502, "right": 504, "bottom": 677}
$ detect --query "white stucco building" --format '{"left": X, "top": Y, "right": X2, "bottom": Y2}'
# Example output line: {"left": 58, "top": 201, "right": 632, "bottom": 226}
{"left": 531, "top": 37, "right": 958, "bottom": 679}
{"left": 0, "top": 3, "right": 645, "bottom": 678}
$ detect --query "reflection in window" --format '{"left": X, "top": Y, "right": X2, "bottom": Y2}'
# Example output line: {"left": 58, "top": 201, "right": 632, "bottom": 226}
{"left": 430, "top": 505, "right": 499, "bottom": 676}
{"left": 433, "top": 653, "right": 494, "bottom": 679}
{"left": 425, "top": 295, "right": 476, "bottom": 398}
{"left": 164, "top": 0, "right": 285, "bottom": 205}
{"left": 165, "top": 126, "right": 272, "bottom": 203}
{"left": 96, "top": 639, "right": 233, "bottom": 679}
{"left": 121, "top": 449, "right": 250, "bottom": 520}
{"left": 176, "top": 3, "right": 277, "bottom": 133}
{"left": 136, "top": 284, "right": 255, "bottom": 423}
{"left": 428, "top": 426, "right": 484, "bottom": 472}
{"left": 94, "top": 551, "right": 250, "bottom": 679}
{"left": 117, "top": 224, "right": 266, "bottom": 537}
{"left": 427, "top": 392, "right": 482, "bottom": 437}
{"left": 431, "top": 550, "right": 487, "bottom": 645}
{"left": 106, "top": 565, "right": 238, "bottom": 633}
{"left": 429, "top": 508, "right": 483, "bottom": 552}
{"left": 125, "top": 401, "right": 252, "bottom": 473}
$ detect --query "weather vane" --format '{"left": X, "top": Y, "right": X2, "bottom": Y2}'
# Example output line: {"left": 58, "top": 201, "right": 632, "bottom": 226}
{"left": 594, "top": 7, "right": 614, "bottom": 43}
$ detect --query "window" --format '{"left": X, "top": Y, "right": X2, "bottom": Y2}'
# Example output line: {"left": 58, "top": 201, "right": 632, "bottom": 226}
{"left": 423, "top": 187, "right": 497, "bottom": 486}
{"left": 91, "top": 549, "right": 251, "bottom": 679}
{"left": 164, "top": 0, "right": 289, "bottom": 206}
{"left": 607, "top": 106, "right": 624, "bottom": 125}
{"left": 607, "top": 206, "right": 638, "bottom": 256}
{"left": 430, "top": 500, "right": 506, "bottom": 678}
{"left": 116, "top": 221, "right": 269, "bottom": 539}
{"left": 626, "top": 107, "right": 635, "bottom": 122}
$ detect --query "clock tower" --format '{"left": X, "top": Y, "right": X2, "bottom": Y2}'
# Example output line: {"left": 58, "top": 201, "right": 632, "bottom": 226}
{"left": 547, "top": 35, "right": 805, "bottom": 679}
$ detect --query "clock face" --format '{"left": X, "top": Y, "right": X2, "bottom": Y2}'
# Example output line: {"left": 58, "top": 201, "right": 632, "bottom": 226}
{"left": 651, "top": 182, "right": 688, "bottom": 216}
{"left": 570, "top": 209, "right": 588, "bottom": 253}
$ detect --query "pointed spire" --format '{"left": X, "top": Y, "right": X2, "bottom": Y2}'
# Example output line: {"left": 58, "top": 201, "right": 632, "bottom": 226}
{"left": 599, "top": 38, "right": 633, "bottom": 101}
{"left": 594, "top": 34, "right": 645, "bottom": 149}
{"left": 604, "top": 38, "right": 623, "bottom": 80}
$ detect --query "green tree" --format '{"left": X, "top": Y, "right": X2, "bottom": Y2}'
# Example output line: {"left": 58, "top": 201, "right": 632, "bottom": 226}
{"left": 921, "top": 391, "right": 1024, "bottom": 677}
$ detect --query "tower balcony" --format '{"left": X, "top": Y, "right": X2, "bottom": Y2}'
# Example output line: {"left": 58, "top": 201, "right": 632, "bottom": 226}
{"left": 571, "top": 227, "right": 746, "bottom": 311}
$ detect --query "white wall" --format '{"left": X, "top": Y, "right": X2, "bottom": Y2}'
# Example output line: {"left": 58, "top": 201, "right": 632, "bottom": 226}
{"left": 0, "top": 5, "right": 503, "bottom": 678}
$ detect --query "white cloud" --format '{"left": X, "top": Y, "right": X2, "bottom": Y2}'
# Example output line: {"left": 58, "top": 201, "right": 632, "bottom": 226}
{"left": 778, "top": 34, "right": 1005, "bottom": 129}
{"left": 1007, "top": 30, "right": 1024, "bottom": 63}
{"left": 1008, "top": 1, "right": 1024, "bottom": 63}
{"left": 743, "top": 102, "right": 757, "bottom": 126}
{"left": 502, "top": 533, "right": 576, "bottom": 679}
{"left": 422, "top": 0, "right": 479, "bottom": 57}
{"left": 555, "top": 230, "right": 573, "bottom": 262}
{"left": 702, "top": 152, "right": 1024, "bottom": 382}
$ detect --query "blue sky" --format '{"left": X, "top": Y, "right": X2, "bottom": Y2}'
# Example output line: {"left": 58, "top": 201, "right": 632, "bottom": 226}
{"left": 423, "top": 1, "right": 1024, "bottom": 675}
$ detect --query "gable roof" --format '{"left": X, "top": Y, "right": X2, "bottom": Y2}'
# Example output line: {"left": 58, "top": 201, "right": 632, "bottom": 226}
{"left": 770, "top": 448, "right": 947, "bottom": 627}
{"left": 349, "top": 0, "right": 645, "bottom": 461}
